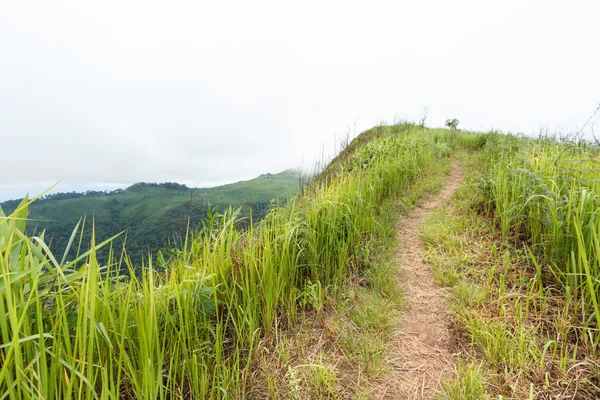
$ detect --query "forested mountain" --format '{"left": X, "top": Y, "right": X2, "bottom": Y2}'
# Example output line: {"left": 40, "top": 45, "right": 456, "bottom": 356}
{"left": 1, "top": 169, "right": 301, "bottom": 264}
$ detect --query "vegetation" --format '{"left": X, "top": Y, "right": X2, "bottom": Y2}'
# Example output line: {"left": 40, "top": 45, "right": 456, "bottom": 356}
{"left": 0, "top": 123, "right": 455, "bottom": 399}
{"left": 423, "top": 137, "right": 600, "bottom": 398}
{"left": 249, "top": 144, "right": 451, "bottom": 398}
{"left": 445, "top": 118, "right": 460, "bottom": 130}
{"left": 480, "top": 133, "right": 600, "bottom": 346}
{"left": 4, "top": 121, "right": 600, "bottom": 399}
{"left": 0, "top": 170, "right": 300, "bottom": 266}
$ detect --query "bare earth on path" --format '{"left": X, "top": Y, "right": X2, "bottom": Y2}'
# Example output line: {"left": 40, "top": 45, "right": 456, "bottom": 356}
{"left": 373, "top": 160, "right": 464, "bottom": 400}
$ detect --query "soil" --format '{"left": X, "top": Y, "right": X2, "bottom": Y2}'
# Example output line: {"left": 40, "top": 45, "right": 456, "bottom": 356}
{"left": 373, "top": 160, "right": 464, "bottom": 399}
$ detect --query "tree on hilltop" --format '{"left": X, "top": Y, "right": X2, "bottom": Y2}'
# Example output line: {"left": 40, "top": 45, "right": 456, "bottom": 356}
{"left": 445, "top": 118, "right": 460, "bottom": 130}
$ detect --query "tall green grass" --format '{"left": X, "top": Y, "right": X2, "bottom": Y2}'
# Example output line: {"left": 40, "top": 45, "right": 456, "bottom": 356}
{"left": 479, "top": 132, "right": 600, "bottom": 347}
{"left": 0, "top": 124, "right": 454, "bottom": 398}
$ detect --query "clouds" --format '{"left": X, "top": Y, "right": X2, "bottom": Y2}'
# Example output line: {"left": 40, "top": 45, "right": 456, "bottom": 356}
{"left": 1, "top": 0, "right": 599, "bottom": 201}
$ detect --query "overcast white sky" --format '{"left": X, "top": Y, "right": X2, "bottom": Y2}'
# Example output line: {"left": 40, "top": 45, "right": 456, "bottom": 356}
{"left": 1, "top": 0, "right": 599, "bottom": 201}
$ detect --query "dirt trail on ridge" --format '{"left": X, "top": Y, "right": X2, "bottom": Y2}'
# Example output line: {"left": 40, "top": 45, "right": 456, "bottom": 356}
{"left": 373, "top": 160, "right": 463, "bottom": 399}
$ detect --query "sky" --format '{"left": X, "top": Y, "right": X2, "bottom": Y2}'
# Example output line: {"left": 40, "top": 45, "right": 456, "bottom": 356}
{"left": 1, "top": 0, "right": 599, "bottom": 201}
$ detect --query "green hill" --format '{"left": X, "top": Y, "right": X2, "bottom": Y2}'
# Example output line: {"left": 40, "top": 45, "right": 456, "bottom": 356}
{"left": 3, "top": 124, "right": 600, "bottom": 399}
{"left": 0, "top": 169, "right": 301, "bottom": 264}
{"left": 0, "top": 123, "right": 458, "bottom": 399}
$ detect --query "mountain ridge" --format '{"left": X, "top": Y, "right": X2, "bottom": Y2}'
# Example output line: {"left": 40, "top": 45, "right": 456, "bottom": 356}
{"left": 0, "top": 168, "right": 302, "bottom": 264}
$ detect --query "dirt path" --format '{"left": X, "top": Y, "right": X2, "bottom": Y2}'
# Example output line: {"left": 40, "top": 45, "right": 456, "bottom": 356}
{"left": 373, "top": 160, "right": 464, "bottom": 399}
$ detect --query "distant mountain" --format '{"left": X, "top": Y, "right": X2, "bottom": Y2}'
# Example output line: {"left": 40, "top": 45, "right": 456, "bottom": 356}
{"left": 0, "top": 169, "right": 301, "bottom": 264}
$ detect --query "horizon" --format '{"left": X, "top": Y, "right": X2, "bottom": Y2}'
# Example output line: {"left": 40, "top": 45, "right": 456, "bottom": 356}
{"left": 1, "top": 1, "right": 599, "bottom": 203}
{"left": 3, "top": 118, "right": 600, "bottom": 202}
{"left": 0, "top": 168, "right": 302, "bottom": 203}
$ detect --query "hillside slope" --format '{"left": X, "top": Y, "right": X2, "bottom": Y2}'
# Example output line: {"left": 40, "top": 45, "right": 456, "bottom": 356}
{"left": 0, "top": 169, "right": 300, "bottom": 263}
{"left": 0, "top": 122, "right": 457, "bottom": 399}
{"left": 3, "top": 126, "right": 599, "bottom": 399}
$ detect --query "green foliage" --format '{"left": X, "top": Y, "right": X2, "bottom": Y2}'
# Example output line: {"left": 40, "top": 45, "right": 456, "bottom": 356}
{"left": 478, "top": 133, "right": 600, "bottom": 346}
{"left": 0, "top": 125, "right": 454, "bottom": 398}
{"left": 0, "top": 170, "right": 301, "bottom": 266}
{"left": 440, "top": 363, "right": 491, "bottom": 400}
{"left": 424, "top": 149, "right": 600, "bottom": 398}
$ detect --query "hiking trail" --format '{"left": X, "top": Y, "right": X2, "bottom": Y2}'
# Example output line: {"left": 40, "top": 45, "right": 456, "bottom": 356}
{"left": 374, "top": 160, "right": 464, "bottom": 399}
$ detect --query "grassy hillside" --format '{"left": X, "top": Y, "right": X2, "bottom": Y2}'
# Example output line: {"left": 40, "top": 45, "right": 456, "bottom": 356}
{"left": 0, "top": 169, "right": 300, "bottom": 264}
{"left": 0, "top": 122, "right": 456, "bottom": 399}
{"left": 479, "top": 133, "right": 600, "bottom": 347}
{"left": 4, "top": 124, "right": 598, "bottom": 399}
{"left": 422, "top": 134, "right": 600, "bottom": 398}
